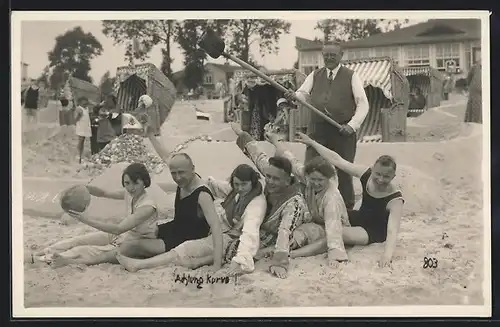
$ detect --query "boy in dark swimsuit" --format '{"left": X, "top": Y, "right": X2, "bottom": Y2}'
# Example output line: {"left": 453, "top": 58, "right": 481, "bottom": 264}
{"left": 295, "top": 132, "right": 404, "bottom": 268}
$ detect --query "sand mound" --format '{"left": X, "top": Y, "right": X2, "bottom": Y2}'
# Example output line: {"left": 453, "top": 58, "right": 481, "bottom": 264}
{"left": 352, "top": 164, "right": 445, "bottom": 215}
{"left": 22, "top": 126, "right": 84, "bottom": 178}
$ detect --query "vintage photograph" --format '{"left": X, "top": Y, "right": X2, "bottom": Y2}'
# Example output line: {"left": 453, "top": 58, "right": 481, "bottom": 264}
{"left": 12, "top": 11, "right": 490, "bottom": 317}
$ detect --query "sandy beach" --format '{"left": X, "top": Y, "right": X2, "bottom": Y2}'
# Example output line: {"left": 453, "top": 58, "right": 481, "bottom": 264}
{"left": 21, "top": 96, "right": 486, "bottom": 308}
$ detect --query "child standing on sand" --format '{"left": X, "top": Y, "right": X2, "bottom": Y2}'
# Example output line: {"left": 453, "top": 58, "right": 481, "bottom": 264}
{"left": 74, "top": 97, "right": 92, "bottom": 164}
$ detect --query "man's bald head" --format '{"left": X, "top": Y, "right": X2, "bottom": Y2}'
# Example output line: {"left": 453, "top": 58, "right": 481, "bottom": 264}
{"left": 169, "top": 153, "right": 196, "bottom": 188}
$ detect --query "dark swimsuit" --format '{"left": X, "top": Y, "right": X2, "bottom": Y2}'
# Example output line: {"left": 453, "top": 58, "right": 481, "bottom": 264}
{"left": 156, "top": 185, "right": 214, "bottom": 252}
{"left": 348, "top": 169, "right": 404, "bottom": 244}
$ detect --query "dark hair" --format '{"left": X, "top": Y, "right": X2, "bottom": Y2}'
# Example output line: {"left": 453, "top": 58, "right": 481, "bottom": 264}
{"left": 229, "top": 164, "right": 261, "bottom": 190}
{"left": 77, "top": 96, "right": 89, "bottom": 105}
{"left": 375, "top": 155, "right": 397, "bottom": 171}
{"left": 60, "top": 98, "right": 69, "bottom": 107}
{"left": 171, "top": 152, "right": 194, "bottom": 166}
{"left": 303, "top": 156, "right": 337, "bottom": 179}
{"left": 122, "top": 163, "right": 151, "bottom": 188}
{"left": 268, "top": 156, "right": 292, "bottom": 176}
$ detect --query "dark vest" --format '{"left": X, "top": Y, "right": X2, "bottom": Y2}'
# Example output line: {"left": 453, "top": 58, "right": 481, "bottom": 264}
{"left": 309, "top": 66, "right": 356, "bottom": 125}
{"left": 24, "top": 87, "right": 39, "bottom": 109}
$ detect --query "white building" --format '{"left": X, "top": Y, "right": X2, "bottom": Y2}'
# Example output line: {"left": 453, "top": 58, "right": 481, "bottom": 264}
{"left": 296, "top": 19, "right": 481, "bottom": 79}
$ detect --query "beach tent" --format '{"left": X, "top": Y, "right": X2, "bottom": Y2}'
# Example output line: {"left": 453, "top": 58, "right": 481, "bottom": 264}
{"left": 114, "top": 63, "right": 176, "bottom": 136}
{"left": 231, "top": 68, "right": 307, "bottom": 140}
{"left": 287, "top": 57, "right": 410, "bottom": 143}
{"left": 402, "top": 66, "right": 444, "bottom": 116}
{"left": 62, "top": 75, "right": 101, "bottom": 107}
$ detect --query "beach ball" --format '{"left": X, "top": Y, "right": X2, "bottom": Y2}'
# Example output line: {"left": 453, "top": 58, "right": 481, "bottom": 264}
{"left": 60, "top": 184, "right": 91, "bottom": 213}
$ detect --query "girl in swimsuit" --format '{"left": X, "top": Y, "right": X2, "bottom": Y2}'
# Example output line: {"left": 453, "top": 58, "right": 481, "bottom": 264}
{"left": 295, "top": 132, "right": 405, "bottom": 268}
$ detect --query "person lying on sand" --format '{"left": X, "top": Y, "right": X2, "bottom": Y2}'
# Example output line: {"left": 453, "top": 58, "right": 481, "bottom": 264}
{"left": 116, "top": 164, "right": 267, "bottom": 276}
{"left": 117, "top": 120, "right": 225, "bottom": 271}
{"left": 295, "top": 132, "right": 405, "bottom": 267}
{"left": 231, "top": 123, "right": 308, "bottom": 279}
{"left": 260, "top": 132, "right": 350, "bottom": 268}
{"left": 45, "top": 163, "right": 161, "bottom": 268}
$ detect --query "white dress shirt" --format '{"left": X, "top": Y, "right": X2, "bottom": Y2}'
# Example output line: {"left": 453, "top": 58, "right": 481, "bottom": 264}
{"left": 295, "top": 65, "right": 369, "bottom": 131}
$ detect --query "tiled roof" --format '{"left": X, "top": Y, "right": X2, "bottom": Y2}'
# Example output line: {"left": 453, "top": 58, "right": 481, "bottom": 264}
{"left": 296, "top": 19, "right": 480, "bottom": 50}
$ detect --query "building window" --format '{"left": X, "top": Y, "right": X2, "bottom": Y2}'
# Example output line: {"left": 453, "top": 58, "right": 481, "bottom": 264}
{"left": 375, "top": 47, "right": 400, "bottom": 64}
{"left": 300, "top": 51, "right": 320, "bottom": 75}
{"left": 204, "top": 74, "right": 213, "bottom": 84}
{"left": 344, "top": 48, "right": 371, "bottom": 61}
{"left": 405, "top": 45, "right": 430, "bottom": 67}
{"left": 435, "top": 43, "right": 460, "bottom": 72}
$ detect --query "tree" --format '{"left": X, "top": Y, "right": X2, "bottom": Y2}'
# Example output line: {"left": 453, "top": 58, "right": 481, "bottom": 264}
{"left": 99, "top": 71, "right": 117, "bottom": 98}
{"left": 37, "top": 66, "right": 50, "bottom": 88}
{"left": 225, "top": 20, "right": 291, "bottom": 64}
{"left": 315, "top": 19, "right": 410, "bottom": 42}
{"left": 47, "top": 26, "right": 103, "bottom": 89}
{"left": 175, "top": 20, "right": 209, "bottom": 90}
{"left": 102, "top": 20, "right": 176, "bottom": 78}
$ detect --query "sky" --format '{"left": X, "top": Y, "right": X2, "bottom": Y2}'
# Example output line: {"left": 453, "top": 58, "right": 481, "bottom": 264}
{"left": 20, "top": 18, "right": 425, "bottom": 83}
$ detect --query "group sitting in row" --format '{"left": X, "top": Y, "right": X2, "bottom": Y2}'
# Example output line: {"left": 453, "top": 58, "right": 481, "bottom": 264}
{"left": 36, "top": 122, "right": 404, "bottom": 279}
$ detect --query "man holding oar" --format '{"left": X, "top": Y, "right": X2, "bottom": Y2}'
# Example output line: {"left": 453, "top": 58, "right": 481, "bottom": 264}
{"left": 285, "top": 41, "right": 369, "bottom": 210}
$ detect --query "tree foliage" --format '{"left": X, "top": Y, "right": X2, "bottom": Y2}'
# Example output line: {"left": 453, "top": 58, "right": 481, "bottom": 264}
{"left": 98, "top": 71, "right": 117, "bottom": 98}
{"left": 102, "top": 20, "right": 176, "bottom": 77}
{"left": 315, "top": 19, "right": 410, "bottom": 42}
{"left": 37, "top": 66, "right": 50, "bottom": 88}
{"left": 47, "top": 26, "right": 103, "bottom": 88}
{"left": 225, "top": 19, "right": 291, "bottom": 64}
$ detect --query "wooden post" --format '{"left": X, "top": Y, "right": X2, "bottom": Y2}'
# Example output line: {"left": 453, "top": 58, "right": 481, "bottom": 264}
{"left": 288, "top": 109, "right": 297, "bottom": 142}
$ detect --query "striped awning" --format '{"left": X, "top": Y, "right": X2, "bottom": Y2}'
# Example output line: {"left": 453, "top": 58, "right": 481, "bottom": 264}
{"left": 234, "top": 69, "right": 304, "bottom": 90}
{"left": 343, "top": 58, "right": 394, "bottom": 100}
{"left": 402, "top": 66, "right": 431, "bottom": 77}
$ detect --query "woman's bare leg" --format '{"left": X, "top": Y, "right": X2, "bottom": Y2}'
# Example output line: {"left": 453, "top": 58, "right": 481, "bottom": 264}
{"left": 116, "top": 250, "right": 179, "bottom": 272}
{"left": 51, "top": 249, "right": 119, "bottom": 268}
{"left": 290, "top": 238, "right": 328, "bottom": 259}
{"left": 342, "top": 227, "right": 369, "bottom": 246}
{"left": 179, "top": 255, "right": 213, "bottom": 270}
{"left": 35, "top": 231, "right": 111, "bottom": 256}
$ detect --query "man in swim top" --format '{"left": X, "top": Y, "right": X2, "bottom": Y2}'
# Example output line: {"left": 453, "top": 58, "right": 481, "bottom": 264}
{"left": 295, "top": 132, "right": 404, "bottom": 268}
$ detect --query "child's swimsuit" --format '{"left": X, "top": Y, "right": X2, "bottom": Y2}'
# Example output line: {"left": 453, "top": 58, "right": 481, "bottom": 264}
{"left": 348, "top": 169, "right": 404, "bottom": 244}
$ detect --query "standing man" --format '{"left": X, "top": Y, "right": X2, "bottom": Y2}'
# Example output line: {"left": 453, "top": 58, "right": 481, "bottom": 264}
{"left": 285, "top": 41, "right": 369, "bottom": 210}
{"left": 23, "top": 79, "right": 40, "bottom": 125}
{"left": 464, "top": 59, "right": 482, "bottom": 124}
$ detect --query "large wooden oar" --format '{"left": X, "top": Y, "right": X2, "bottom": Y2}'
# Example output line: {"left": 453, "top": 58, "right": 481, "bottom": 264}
{"left": 198, "top": 28, "right": 342, "bottom": 130}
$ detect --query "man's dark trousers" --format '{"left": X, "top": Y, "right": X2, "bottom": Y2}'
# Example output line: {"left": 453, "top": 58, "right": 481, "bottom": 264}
{"left": 305, "top": 122, "right": 357, "bottom": 209}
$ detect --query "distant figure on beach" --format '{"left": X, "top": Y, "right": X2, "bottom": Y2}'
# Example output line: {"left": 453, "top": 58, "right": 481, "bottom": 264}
{"left": 115, "top": 123, "right": 225, "bottom": 271}
{"left": 264, "top": 132, "right": 350, "bottom": 267}
{"left": 95, "top": 94, "right": 118, "bottom": 152}
{"left": 74, "top": 97, "right": 92, "bottom": 164}
{"left": 58, "top": 97, "right": 72, "bottom": 128}
{"left": 409, "top": 87, "right": 427, "bottom": 110}
{"left": 117, "top": 164, "right": 267, "bottom": 276}
{"left": 285, "top": 41, "right": 369, "bottom": 211}
{"left": 46, "top": 163, "right": 161, "bottom": 268}
{"left": 295, "top": 132, "right": 404, "bottom": 267}
{"left": 464, "top": 59, "right": 482, "bottom": 124}
{"left": 23, "top": 79, "right": 40, "bottom": 125}
{"left": 231, "top": 123, "right": 308, "bottom": 279}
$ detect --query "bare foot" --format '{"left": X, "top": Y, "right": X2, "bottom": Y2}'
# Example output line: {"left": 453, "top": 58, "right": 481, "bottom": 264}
{"left": 116, "top": 253, "right": 142, "bottom": 272}
{"left": 51, "top": 253, "right": 73, "bottom": 268}
{"left": 224, "top": 263, "right": 246, "bottom": 277}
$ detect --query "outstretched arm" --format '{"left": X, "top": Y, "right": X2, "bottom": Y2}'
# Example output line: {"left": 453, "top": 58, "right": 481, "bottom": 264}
{"left": 296, "top": 132, "right": 366, "bottom": 178}
{"left": 146, "top": 131, "right": 174, "bottom": 164}
{"left": 232, "top": 123, "right": 270, "bottom": 176}
{"left": 267, "top": 133, "right": 306, "bottom": 184}
{"left": 86, "top": 185, "right": 125, "bottom": 200}
{"left": 380, "top": 198, "right": 404, "bottom": 265}
{"left": 198, "top": 192, "right": 223, "bottom": 270}
{"left": 69, "top": 205, "right": 156, "bottom": 235}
